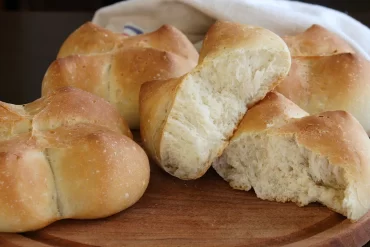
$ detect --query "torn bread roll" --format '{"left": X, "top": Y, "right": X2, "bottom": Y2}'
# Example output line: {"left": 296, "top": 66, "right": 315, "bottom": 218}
{"left": 140, "top": 21, "right": 291, "bottom": 180}
{"left": 57, "top": 22, "right": 199, "bottom": 62}
{"left": 276, "top": 25, "right": 370, "bottom": 135}
{"left": 42, "top": 47, "right": 196, "bottom": 129}
{"left": 213, "top": 92, "right": 370, "bottom": 221}
{"left": 0, "top": 87, "right": 149, "bottom": 232}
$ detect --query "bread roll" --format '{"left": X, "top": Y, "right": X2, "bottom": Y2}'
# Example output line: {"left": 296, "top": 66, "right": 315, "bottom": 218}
{"left": 140, "top": 21, "right": 291, "bottom": 180}
{"left": 275, "top": 24, "right": 370, "bottom": 134}
{"left": 0, "top": 87, "right": 132, "bottom": 140}
{"left": 213, "top": 92, "right": 308, "bottom": 189}
{"left": 282, "top": 24, "right": 354, "bottom": 56}
{"left": 275, "top": 52, "right": 370, "bottom": 135}
{"left": 42, "top": 47, "right": 196, "bottom": 129}
{"left": 213, "top": 94, "right": 370, "bottom": 221}
{"left": 57, "top": 22, "right": 199, "bottom": 62}
{"left": 0, "top": 87, "right": 150, "bottom": 232}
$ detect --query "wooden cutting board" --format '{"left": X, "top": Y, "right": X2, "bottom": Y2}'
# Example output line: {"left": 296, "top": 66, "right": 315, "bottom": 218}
{"left": 0, "top": 132, "right": 369, "bottom": 247}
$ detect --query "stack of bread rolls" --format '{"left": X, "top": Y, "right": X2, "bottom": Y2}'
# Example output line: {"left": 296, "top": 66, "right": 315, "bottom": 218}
{"left": 1, "top": 20, "right": 370, "bottom": 233}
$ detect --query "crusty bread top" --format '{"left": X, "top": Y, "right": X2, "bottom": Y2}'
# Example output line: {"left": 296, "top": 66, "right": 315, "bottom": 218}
{"left": 35, "top": 123, "right": 149, "bottom": 219}
{"left": 199, "top": 21, "right": 290, "bottom": 63}
{"left": 42, "top": 48, "right": 196, "bottom": 129}
{"left": 233, "top": 92, "right": 308, "bottom": 139}
{"left": 0, "top": 122, "right": 149, "bottom": 232}
{"left": 57, "top": 22, "right": 126, "bottom": 58}
{"left": 283, "top": 24, "right": 354, "bottom": 56}
{"left": 57, "top": 22, "right": 199, "bottom": 62}
{"left": 0, "top": 87, "right": 149, "bottom": 232}
{"left": 41, "top": 54, "right": 112, "bottom": 100}
{"left": 0, "top": 87, "right": 132, "bottom": 139}
{"left": 274, "top": 53, "right": 370, "bottom": 130}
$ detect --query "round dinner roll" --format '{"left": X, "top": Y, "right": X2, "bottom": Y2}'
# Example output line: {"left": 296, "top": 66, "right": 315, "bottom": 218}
{"left": 140, "top": 21, "right": 292, "bottom": 180}
{"left": 0, "top": 87, "right": 150, "bottom": 232}
{"left": 44, "top": 22, "right": 199, "bottom": 129}
{"left": 42, "top": 47, "right": 196, "bottom": 129}
{"left": 275, "top": 52, "right": 370, "bottom": 135}
{"left": 213, "top": 93, "right": 370, "bottom": 221}
{"left": 57, "top": 22, "right": 199, "bottom": 62}
{"left": 275, "top": 25, "right": 370, "bottom": 135}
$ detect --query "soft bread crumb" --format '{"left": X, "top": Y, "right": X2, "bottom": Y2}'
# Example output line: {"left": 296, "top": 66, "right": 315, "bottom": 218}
{"left": 213, "top": 132, "right": 362, "bottom": 220}
{"left": 160, "top": 49, "right": 290, "bottom": 179}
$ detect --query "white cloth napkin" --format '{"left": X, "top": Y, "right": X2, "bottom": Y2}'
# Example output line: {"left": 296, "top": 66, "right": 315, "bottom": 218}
{"left": 92, "top": 0, "right": 370, "bottom": 60}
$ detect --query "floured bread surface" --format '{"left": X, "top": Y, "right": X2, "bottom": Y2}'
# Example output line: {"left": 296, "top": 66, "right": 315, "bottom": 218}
{"left": 140, "top": 21, "right": 292, "bottom": 180}
{"left": 282, "top": 24, "right": 354, "bottom": 57}
{"left": 214, "top": 109, "right": 370, "bottom": 221}
{"left": 0, "top": 87, "right": 150, "bottom": 232}
{"left": 276, "top": 25, "right": 370, "bottom": 135}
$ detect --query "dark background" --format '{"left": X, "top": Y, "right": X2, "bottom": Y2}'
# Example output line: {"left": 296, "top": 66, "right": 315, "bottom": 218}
{"left": 0, "top": 0, "right": 369, "bottom": 13}
{"left": 0, "top": 0, "right": 369, "bottom": 104}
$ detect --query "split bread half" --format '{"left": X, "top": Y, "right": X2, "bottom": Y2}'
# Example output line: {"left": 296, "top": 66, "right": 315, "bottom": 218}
{"left": 213, "top": 92, "right": 370, "bottom": 221}
{"left": 0, "top": 87, "right": 150, "bottom": 232}
{"left": 140, "top": 21, "right": 292, "bottom": 180}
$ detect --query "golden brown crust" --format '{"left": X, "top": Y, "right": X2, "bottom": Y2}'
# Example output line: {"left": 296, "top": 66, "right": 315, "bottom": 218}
{"left": 0, "top": 103, "right": 31, "bottom": 140}
{"left": 277, "top": 53, "right": 367, "bottom": 110}
{"left": 0, "top": 134, "right": 60, "bottom": 232}
{"left": 30, "top": 87, "right": 132, "bottom": 137}
{"left": 274, "top": 53, "right": 370, "bottom": 134}
{"left": 139, "top": 77, "right": 183, "bottom": 164}
{"left": 0, "top": 88, "right": 149, "bottom": 233}
{"left": 42, "top": 48, "right": 195, "bottom": 129}
{"left": 39, "top": 124, "right": 150, "bottom": 219}
{"left": 283, "top": 24, "right": 354, "bottom": 56}
{"left": 49, "top": 22, "right": 198, "bottom": 129}
{"left": 115, "top": 24, "right": 199, "bottom": 62}
{"left": 57, "top": 22, "right": 127, "bottom": 58}
{"left": 233, "top": 92, "right": 308, "bottom": 139}
{"left": 57, "top": 22, "right": 199, "bottom": 62}
{"left": 199, "top": 21, "right": 289, "bottom": 63}
{"left": 1, "top": 87, "right": 132, "bottom": 138}
{"left": 109, "top": 48, "right": 196, "bottom": 128}
{"left": 41, "top": 55, "right": 111, "bottom": 100}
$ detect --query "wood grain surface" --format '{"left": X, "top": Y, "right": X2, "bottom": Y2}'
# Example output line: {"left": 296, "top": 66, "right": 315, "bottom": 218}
{"left": 0, "top": 132, "right": 369, "bottom": 247}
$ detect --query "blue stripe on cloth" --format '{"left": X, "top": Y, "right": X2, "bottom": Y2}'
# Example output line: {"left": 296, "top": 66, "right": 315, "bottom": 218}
{"left": 123, "top": 25, "right": 143, "bottom": 35}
